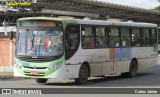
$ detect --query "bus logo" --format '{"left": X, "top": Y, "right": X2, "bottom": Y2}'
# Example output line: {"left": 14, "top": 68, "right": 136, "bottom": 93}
{"left": 2, "top": 89, "right": 11, "bottom": 94}
{"left": 36, "top": 50, "right": 40, "bottom": 56}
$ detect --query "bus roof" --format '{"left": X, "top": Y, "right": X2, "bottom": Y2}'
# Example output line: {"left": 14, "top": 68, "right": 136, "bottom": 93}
{"left": 74, "top": 19, "right": 157, "bottom": 28}
{"left": 18, "top": 17, "right": 157, "bottom": 28}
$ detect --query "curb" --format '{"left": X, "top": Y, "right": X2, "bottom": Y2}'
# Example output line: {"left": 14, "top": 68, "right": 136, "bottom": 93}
{"left": 0, "top": 72, "right": 31, "bottom": 80}
{"left": 0, "top": 72, "right": 14, "bottom": 79}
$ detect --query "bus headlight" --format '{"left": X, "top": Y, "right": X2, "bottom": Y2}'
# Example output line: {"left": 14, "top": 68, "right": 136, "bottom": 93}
{"left": 48, "top": 62, "right": 62, "bottom": 70}
{"left": 15, "top": 63, "right": 23, "bottom": 69}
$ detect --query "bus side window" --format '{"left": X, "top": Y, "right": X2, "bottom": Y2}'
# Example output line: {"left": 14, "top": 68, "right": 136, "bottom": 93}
{"left": 142, "top": 29, "right": 150, "bottom": 46}
{"left": 82, "top": 27, "right": 95, "bottom": 49}
{"left": 96, "top": 27, "right": 108, "bottom": 47}
{"left": 132, "top": 29, "right": 141, "bottom": 47}
{"left": 109, "top": 28, "right": 120, "bottom": 47}
{"left": 65, "top": 25, "right": 80, "bottom": 60}
{"left": 65, "top": 34, "right": 70, "bottom": 49}
{"left": 151, "top": 29, "right": 156, "bottom": 46}
{"left": 121, "top": 28, "right": 130, "bottom": 47}
{"left": 66, "top": 27, "right": 79, "bottom": 49}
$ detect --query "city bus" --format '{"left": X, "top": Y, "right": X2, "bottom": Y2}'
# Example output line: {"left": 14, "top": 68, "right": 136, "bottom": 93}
{"left": 12, "top": 17, "right": 158, "bottom": 85}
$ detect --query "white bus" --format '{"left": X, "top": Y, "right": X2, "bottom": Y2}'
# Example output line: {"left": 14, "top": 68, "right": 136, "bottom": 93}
{"left": 13, "top": 17, "right": 158, "bottom": 85}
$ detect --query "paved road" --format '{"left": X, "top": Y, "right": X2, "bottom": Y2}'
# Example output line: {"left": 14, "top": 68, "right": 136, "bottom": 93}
{"left": 0, "top": 64, "right": 160, "bottom": 88}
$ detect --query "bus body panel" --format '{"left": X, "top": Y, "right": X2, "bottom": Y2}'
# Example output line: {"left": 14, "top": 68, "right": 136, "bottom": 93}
{"left": 66, "top": 46, "right": 132, "bottom": 76}
{"left": 132, "top": 47, "right": 157, "bottom": 71}
{"left": 14, "top": 58, "right": 81, "bottom": 79}
{"left": 66, "top": 47, "right": 157, "bottom": 77}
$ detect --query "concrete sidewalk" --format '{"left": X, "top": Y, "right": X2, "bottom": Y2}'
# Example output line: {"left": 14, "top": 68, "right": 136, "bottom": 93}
{"left": 0, "top": 72, "right": 13, "bottom": 79}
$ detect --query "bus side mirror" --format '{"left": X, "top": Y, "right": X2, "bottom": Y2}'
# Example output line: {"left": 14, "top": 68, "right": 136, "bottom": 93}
{"left": 10, "top": 31, "right": 13, "bottom": 41}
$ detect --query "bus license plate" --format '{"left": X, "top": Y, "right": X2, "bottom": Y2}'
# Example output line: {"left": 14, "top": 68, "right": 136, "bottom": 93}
{"left": 31, "top": 71, "right": 38, "bottom": 75}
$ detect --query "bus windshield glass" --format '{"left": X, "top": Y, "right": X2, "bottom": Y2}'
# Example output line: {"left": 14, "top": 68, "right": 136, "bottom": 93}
{"left": 16, "top": 28, "right": 63, "bottom": 57}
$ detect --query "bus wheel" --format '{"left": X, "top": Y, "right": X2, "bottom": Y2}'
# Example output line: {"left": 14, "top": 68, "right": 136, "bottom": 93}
{"left": 35, "top": 78, "right": 48, "bottom": 83}
{"left": 75, "top": 64, "right": 89, "bottom": 85}
{"left": 121, "top": 59, "right": 138, "bottom": 78}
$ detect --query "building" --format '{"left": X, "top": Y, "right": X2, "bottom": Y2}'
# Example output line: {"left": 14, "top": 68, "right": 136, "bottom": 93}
{"left": 0, "top": 26, "right": 16, "bottom": 72}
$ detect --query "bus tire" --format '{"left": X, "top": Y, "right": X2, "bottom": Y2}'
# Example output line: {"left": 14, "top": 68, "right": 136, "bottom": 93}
{"left": 35, "top": 78, "right": 48, "bottom": 83}
{"left": 121, "top": 59, "right": 138, "bottom": 78}
{"left": 75, "top": 64, "right": 89, "bottom": 85}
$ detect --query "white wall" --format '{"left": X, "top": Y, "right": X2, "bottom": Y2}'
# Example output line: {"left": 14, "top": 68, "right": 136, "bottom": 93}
{"left": 0, "top": 26, "right": 17, "bottom": 33}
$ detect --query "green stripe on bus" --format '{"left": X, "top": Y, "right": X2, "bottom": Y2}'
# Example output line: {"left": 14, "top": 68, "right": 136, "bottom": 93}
{"left": 15, "top": 55, "right": 64, "bottom": 77}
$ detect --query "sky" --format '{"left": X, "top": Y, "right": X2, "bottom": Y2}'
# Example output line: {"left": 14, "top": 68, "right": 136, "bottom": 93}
{"left": 98, "top": 0, "right": 160, "bottom": 9}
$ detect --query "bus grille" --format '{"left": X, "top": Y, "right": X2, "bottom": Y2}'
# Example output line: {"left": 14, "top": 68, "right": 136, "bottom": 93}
{"left": 23, "top": 66, "right": 47, "bottom": 69}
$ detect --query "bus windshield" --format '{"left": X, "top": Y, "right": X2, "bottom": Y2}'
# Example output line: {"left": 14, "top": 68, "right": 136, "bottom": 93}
{"left": 16, "top": 28, "right": 64, "bottom": 57}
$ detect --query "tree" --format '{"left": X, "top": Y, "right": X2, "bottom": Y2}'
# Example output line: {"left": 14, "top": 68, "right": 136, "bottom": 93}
{"left": 155, "top": 6, "right": 160, "bottom": 11}
{"left": 154, "top": 0, "right": 160, "bottom": 11}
